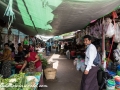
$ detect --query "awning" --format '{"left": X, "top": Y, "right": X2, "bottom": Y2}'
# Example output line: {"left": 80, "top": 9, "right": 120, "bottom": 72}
{"left": 0, "top": 0, "right": 120, "bottom": 36}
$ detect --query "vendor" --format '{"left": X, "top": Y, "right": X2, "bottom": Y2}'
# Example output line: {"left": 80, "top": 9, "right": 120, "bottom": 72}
{"left": 19, "top": 51, "right": 43, "bottom": 85}
{"left": 0, "top": 43, "right": 12, "bottom": 78}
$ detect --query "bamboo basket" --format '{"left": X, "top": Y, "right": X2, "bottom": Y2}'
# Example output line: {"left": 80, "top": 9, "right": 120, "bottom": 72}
{"left": 44, "top": 68, "right": 57, "bottom": 80}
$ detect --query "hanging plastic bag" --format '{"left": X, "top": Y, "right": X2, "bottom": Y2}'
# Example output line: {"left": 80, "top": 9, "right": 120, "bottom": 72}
{"left": 106, "top": 19, "right": 115, "bottom": 38}
{"left": 114, "top": 23, "right": 120, "bottom": 43}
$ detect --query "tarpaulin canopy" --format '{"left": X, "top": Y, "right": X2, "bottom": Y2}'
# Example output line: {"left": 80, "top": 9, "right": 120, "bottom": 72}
{"left": 0, "top": 0, "right": 120, "bottom": 36}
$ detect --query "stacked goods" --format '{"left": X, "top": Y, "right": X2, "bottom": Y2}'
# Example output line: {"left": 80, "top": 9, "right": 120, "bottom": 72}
{"left": 115, "top": 76, "right": 120, "bottom": 89}
{"left": 106, "top": 79, "right": 115, "bottom": 90}
{"left": 117, "top": 65, "right": 120, "bottom": 76}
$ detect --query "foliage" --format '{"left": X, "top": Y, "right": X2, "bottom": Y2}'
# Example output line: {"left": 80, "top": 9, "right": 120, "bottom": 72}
{"left": 41, "top": 57, "right": 48, "bottom": 69}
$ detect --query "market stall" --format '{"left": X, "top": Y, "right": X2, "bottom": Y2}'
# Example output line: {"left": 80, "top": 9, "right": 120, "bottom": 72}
{"left": 72, "top": 10, "right": 120, "bottom": 90}
{"left": 0, "top": 72, "right": 41, "bottom": 90}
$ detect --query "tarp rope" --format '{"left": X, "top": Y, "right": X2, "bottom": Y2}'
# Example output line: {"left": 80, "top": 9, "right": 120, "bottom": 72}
{"left": 4, "top": 0, "right": 15, "bottom": 29}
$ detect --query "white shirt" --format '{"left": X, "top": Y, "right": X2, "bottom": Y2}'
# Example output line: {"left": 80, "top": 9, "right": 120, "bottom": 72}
{"left": 85, "top": 44, "right": 97, "bottom": 71}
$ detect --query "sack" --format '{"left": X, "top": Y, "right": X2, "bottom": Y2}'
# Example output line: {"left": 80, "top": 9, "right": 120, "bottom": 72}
{"left": 93, "top": 52, "right": 101, "bottom": 66}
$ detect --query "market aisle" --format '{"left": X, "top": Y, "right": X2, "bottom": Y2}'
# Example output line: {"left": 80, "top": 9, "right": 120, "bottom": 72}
{"left": 41, "top": 54, "right": 82, "bottom": 90}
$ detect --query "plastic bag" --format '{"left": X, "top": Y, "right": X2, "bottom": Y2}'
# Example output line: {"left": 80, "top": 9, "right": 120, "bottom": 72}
{"left": 105, "top": 22, "right": 115, "bottom": 38}
{"left": 80, "top": 62, "right": 86, "bottom": 72}
{"left": 76, "top": 60, "right": 85, "bottom": 71}
{"left": 73, "top": 58, "right": 78, "bottom": 66}
{"left": 76, "top": 59, "right": 81, "bottom": 70}
{"left": 114, "top": 23, "right": 120, "bottom": 43}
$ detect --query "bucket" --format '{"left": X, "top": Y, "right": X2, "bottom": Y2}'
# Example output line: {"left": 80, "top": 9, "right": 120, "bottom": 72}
{"left": 117, "top": 65, "right": 120, "bottom": 71}
{"left": 44, "top": 68, "right": 56, "bottom": 80}
{"left": 106, "top": 85, "right": 115, "bottom": 90}
{"left": 117, "top": 70, "right": 120, "bottom": 76}
{"left": 115, "top": 81, "right": 120, "bottom": 85}
{"left": 115, "top": 76, "right": 120, "bottom": 82}
{"left": 107, "top": 79, "right": 115, "bottom": 86}
{"left": 107, "top": 79, "right": 115, "bottom": 90}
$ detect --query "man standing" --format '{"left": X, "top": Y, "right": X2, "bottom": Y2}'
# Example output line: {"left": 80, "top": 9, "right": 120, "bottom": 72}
{"left": 80, "top": 35, "right": 99, "bottom": 90}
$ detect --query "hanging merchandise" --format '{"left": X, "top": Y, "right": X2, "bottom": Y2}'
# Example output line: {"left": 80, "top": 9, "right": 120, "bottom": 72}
{"left": 4, "top": 34, "right": 8, "bottom": 43}
{"left": 83, "top": 30, "right": 86, "bottom": 37}
{"left": 99, "top": 22, "right": 103, "bottom": 38}
{"left": 4, "top": 0, "right": 15, "bottom": 29}
{"left": 93, "top": 25, "right": 97, "bottom": 38}
{"left": 81, "top": 31, "right": 83, "bottom": 38}
{"left": 90, "top": 26, "right": 94, "bottom": 37}
{"left": 114, "top": 23, "right": 120, "bottom": 43}
{"left": 76, "top": 38, "right": 80, "bottom": 45}
{"left": 94, "top": 23, "right": 101, "bottom": 39}
{"left": 94, "top": 23, "right": 98, "bottom": 38}
{"left": 112, "top": 11, "right": 118, "bottom": 19}
{"left": 85, "top": 28, "right": 88, "bottom": 35}
{"left": 87, "top": 28, "right": 90, "bottom": 35}
{"left": 105, "top": 18, "right": 115, "bottom": 38}
{"left": 113, "top": 43, "right": 120, "bottom": 64}
{"left": 8, "top": 34, "right": 14, "bottom": 42}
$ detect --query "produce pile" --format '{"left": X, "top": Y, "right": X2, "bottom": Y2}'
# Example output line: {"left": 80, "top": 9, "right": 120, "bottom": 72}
{"left": 38, "top": 54, "right": 48, "bottom": 69}
{"left": 0, "top": 72, "right": 41, "bottom": 90}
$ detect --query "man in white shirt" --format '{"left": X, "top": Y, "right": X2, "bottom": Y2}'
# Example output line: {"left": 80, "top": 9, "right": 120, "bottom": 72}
{"left": 80, "top": 35, "right": 99, "bottom": 90}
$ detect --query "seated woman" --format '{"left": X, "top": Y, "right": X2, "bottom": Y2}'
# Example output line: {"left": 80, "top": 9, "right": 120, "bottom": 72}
{"left": 0, "top": 43, "right": 12, "bottom": 78}
{"left": 10, "top": 43, "right": 15, "bottom": 58}
{"left": 19, "top": 51, "right": 43, "bottom": 85}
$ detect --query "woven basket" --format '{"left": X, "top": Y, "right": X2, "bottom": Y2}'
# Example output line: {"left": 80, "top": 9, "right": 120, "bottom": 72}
{"left": 44, "top": 68, "right": 56, "bottom": 80}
